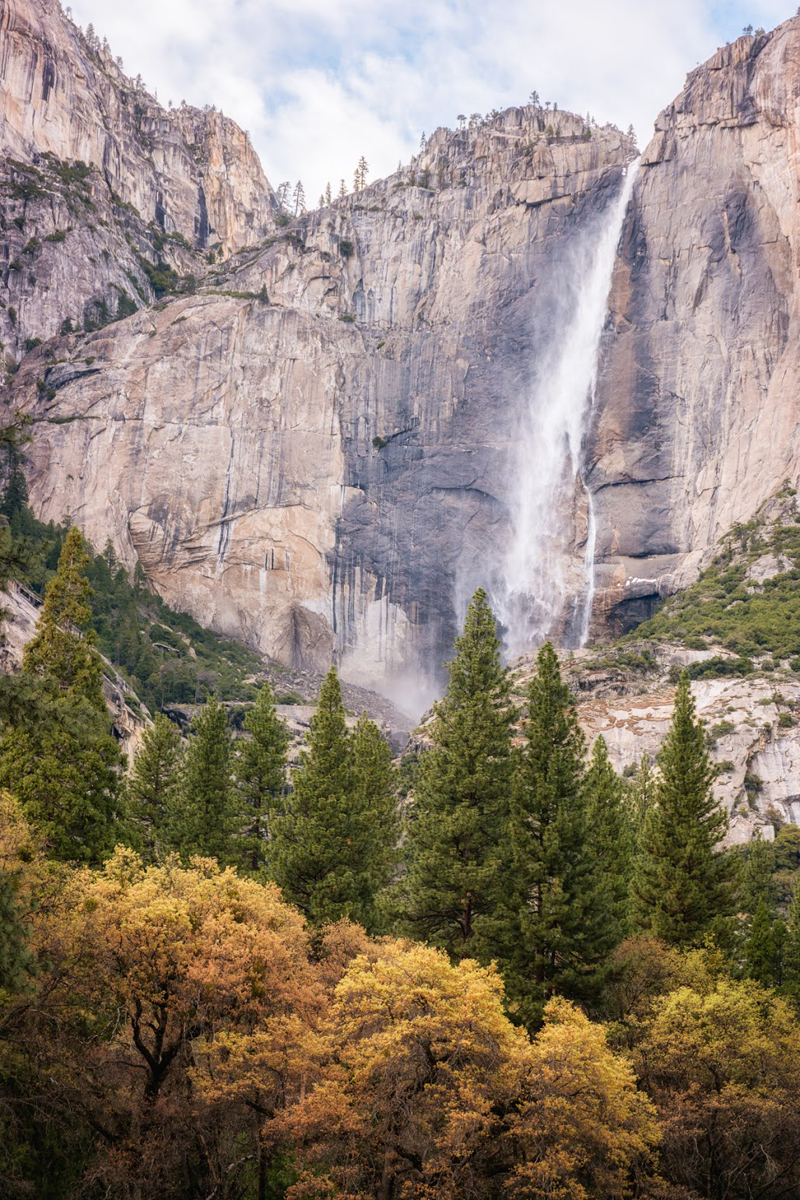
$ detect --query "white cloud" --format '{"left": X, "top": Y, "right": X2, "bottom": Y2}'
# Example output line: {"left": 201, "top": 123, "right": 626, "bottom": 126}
{"left": 69, "top": 0, "right": 795, "bottom": 198}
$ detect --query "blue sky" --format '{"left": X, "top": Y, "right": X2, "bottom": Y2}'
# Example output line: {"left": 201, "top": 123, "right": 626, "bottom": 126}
{"left": 69, "top": 0, "right": 793, "bottom": 201}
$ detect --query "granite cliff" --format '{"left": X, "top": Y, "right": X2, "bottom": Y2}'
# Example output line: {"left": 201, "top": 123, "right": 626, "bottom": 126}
{"left": 4, "top": 2, "right": 800, "bottom": 706}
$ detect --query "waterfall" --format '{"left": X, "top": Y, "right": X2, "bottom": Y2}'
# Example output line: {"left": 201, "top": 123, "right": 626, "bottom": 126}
{"left": 498, "top": 157, "right": 639, "bottom": 655}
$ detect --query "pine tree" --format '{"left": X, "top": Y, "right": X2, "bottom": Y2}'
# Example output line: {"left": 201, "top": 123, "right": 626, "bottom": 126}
{"left": 325, "top": 181, "right": 332, "bottom": 205}
{"left": 23, "top": 527, "right": 103, "bottom": 705}
{"left": 631, "top": 672, "right": 733, "bottom": 947}
{"left": 744, "top": 896, "right": 779, "bottom": 986}
{"left": 171, "top": 698, "right": 236, "bottom": 861}
{"left": 292, "top": 180, "right": 306, "bottom": 215}
{"left": 782, "top": 881, "right": 800, "bottom": 1007}
{"left": 399, "top": 589, "right": 514, "bottom": 955}
{"left": 351, "top": 712, "right": 398, "bottom": 931}
{"left": 493, "top": 643, "right": 611, "bottom": 1026}
{"left": 585, "top": 735, "right": 632, "bottom": 937}
{"left": 627, "top": 752, "right": 656, "bottom": 844}
{"left": 739, "top": 833, "right": 774, "bottom": 915}
{"left": 269, "top": 667, "right": 373, "bottom": 924}
{"left": 0, "top": 867, "right": 37, "bottom": 993}
{"left": 126, "top": 713, "right": 183, "bottom": 861}
{"left": 234, "top": 683, "right": 288, "bottom": 873}
{"left": 0, "top": 529, "right": 122, "bottom": 862}
{"left": 339, "top": 179, "right": 347, "bottom": 198}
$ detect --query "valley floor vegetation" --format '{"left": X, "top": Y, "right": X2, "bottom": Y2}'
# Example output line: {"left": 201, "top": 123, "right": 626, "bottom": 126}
{"left": 2, "top": 430, "right": 800, "bottom": 1197}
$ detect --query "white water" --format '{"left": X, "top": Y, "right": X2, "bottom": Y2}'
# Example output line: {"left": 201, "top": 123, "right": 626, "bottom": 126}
{"left": 498, "top": 158, "right": 640, "bottom": 655}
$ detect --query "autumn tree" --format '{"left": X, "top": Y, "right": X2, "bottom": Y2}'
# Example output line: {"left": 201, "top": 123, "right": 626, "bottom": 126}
{"left": 234, "top": 682, "right": 289, "bottom": 873}
{"left": 399, "top": 589, "right": 514, "bottom": 955}
{"left": 634, "top": 979, "right": 800, "bottom": 1198}
{"left": 632, "top": 673, "right": 733, "bottom": 946}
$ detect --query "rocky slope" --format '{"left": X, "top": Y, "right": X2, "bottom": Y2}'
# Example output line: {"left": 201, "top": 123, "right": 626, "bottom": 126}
{"left": 590, "top": 19, "right": 800, "bottom": 634}
{"left": 0, "top": 0, "right": 275, "bottom": 355}
{"left": 508, "top": 645, "right": 800, "bottom": 845}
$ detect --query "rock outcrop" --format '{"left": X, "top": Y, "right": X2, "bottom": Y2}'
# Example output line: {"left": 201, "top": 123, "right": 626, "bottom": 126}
{"left": 589, "top": 20, "right": 800, "bottom": 633}
{"left": 511, "top": 645, "right": 800, "bottom": 844}
{"left": 0, "top": 0, "right": 275, "bottom": 354}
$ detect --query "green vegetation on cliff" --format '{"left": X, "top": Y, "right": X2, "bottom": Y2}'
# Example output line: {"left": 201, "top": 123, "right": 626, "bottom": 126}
{"left": 632, "top": 490, "right": 800, "bottom": 669}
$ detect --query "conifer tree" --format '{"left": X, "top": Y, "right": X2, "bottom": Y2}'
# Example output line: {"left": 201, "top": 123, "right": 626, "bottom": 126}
{"left": 631, "top": 672, "right": 733, "bottom": 947}
{"left": 235, "top": 683, "right": 289, "bottom": 873}
{"left": 269, "top": 667, "right": 378, "bottom": 924}
{"left": 585, "top": 735, "right": 632, "bottom": 937}
{"left": 782, "top": 882, "right": 800, "bottom": 1006}
{"left": 126, "top": 713, "right": 183, "bottom": 861}
{"left": 627, "top": 752, "right": 656, "bottom": 845}
{"left": 0, "top": 528, "right": 122, "bottom": 862}
{"left": 399, "top": 589, "right": 514, "bottom": 955}
{"left": 493, "top": 643, "right": 612, "bottom": 1025}
{"left": 325, "top": 181, "right": 332, "bottom": 205}
{"left": 23, "top": 527, "right": 103, "bottom": 705}
{"left": 739, "top": 833, "right": 774, "bottom": 915}
{"left": 171, "top": 698, "right": 236, "bottom": 862}
{"left": 351, "top": 712, "right": 398, "bottom": 931}
{"left": 0, "top": 866, "right": 37, "bottom": 993}
{"left": 744, "top": 896, "right": 780, "bottom": 986}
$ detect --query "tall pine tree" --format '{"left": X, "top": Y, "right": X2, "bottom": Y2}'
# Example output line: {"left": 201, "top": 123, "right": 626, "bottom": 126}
{"left": 269, "top": 667, "right": 391, "bottom": 926}
{"left": 171, "top": 698, "right": 236, "bottom": 862}
{"left": 350, "top": 712, "right": 398, "bottom": 932}
{"left": 0, "top": 528, "right": 122, "bottom": 862}
{"left": 399, "top": 589, "right": 514, "bottom": 955}
{"left": 631, "top": 672, "right": 733, "bottom": 947}
{"left": 585, "top": 735, "right": 633, "bottom": 939}
{"left": 234, "top": 682, "right": 289, "bottom": 873}
{"left": 492, "top": 643, "right": 613, "bottom": 1026}
{"left": 126, "top": 713, "right": 183, "bottom": 861}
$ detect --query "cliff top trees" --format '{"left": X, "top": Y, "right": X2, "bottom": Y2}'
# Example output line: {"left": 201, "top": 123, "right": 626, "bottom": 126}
{"left": 632, "top": 672, "right": 733, "bottom": 947}
{"left": 399, "top": 588, "right": 514, "bottom": 955}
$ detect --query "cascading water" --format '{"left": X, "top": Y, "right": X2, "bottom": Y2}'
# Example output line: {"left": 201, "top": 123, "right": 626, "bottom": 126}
{"left": 498, "top": 157, "right": 640, "bottom": 656}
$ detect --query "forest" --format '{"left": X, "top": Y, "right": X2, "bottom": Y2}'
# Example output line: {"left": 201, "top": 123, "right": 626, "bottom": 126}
{"left": 2, "top": 427, "right": 800, "bottom": 1199}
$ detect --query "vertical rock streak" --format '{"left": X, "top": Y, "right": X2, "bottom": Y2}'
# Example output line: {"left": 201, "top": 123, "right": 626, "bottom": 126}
{"left": 498, "top": 158, "right": 640, "bottom": 655}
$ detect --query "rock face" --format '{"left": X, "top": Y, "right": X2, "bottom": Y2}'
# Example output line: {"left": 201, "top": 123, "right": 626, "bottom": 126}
{"left": 0, "top": 0, "right": 275, "bottom": 354}
{"left": 7, "top": 3, "right": 800, "bottom": 707}
{"left": 4, "top": 31, "right": 636, "bottom": 692}
{"left": 589, "top": 20, "right": 800, "bottom": 633}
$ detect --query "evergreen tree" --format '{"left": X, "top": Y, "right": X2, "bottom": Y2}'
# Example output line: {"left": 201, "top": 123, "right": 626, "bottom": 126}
{"left": 627, "top": 752, "right": 656, "bottom": 845}
{"left": 744, "top": 896, "right": 780, "bottom": 986}
{"left": 234, "top": 683, "right": 289, "bottom": 873}
{"left": 269, "top": 668, "right": 388, "bottom": 925}
{"left": 399, "top": 589, "right": 514, "bottom": 955}
{"left": 171, "top": 698, "right": 236, "bottom": 861}
{"left": 585, "top": 735, "right": 632, "bottom": 937}
{"left": 493, "top": 643, "right": 612, "bottom": 1026}
{"left": 0, "top": 529, "right": 122, "bottom": 862}
{"left": 350, "top": 712, "right": 398, "bottom": 931}
{"left": 739, "top": 833, "right": 774, "bottom": 915}
{"left": 126, "top": 713, "right": 183, "bottom": 861}
{"left": 631, "top": 672, "right": 733, "bottom": 947}
{"left": 782, "top": 881, "right": 800, "bottom": 1006}
{"left": 23, "top": 527, "right": 103, "bottom": 705}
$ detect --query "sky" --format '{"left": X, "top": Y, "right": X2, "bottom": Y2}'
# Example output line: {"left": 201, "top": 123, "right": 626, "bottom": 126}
{"left": 68, "top": 0, "right": 793, "bottom": 201}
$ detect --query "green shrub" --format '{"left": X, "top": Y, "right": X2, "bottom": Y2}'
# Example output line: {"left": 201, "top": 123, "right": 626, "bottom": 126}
{"left": 778, "top": 712, "right": 795, "bottom": 728}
